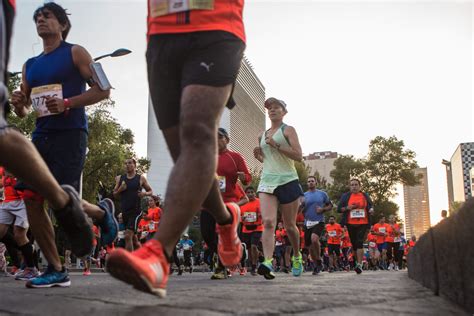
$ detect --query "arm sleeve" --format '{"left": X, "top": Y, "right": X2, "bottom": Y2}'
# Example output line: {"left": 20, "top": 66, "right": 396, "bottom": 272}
{"left": 337, "top": 193, "right": 349, "bottom": 213}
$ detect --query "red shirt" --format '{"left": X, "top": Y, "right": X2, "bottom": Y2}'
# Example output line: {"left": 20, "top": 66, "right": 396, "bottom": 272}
{"left": 367, "top": 233, "right": 377, "bottom": 248}
{"left": 275, "top": 228, "right": 286, "bottom": 246}
{"left": 0, "top": 169, "right": 22, "bottom": 202}
{"left": 385, "top": 223, "right": 401, "bottom": 243}
{"left": 341, "top": 230, "right": 352, "bottom": 248}
{"left": 240, "top": 198, "right": 263, "bottom": 233}
{"left": 296, "top": 213, "right": 305, "bottom": 226}
{"left": 147, "top": 0, "right": 246, "bottom": 43}
{"left": 147, "top": 207, "right": 162, "bottom": 233}
{"left": 372, "top": 223, "right": 390, "bottom": 244}
{"left": 347, "top": 193, "right": 369, "bottom": 225}
{"left": 326, "top": 223, "right": 343, "bottom": 245}
{"left": 217, "top": 149, "right": 251, "bottom": 203}
{"left": 92, "top": 225, "right": 99, "bottom": 247}
{"left": 299, "top": 227, "right": 305, "bottom": 249}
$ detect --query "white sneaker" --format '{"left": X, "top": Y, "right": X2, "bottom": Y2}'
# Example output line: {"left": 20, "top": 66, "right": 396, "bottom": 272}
{"left": 394, "top": 265, "right": 399, "bottom": 271}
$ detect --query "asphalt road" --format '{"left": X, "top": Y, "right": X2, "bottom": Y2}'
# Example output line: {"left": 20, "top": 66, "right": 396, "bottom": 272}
{"left": 0, "top": 270, "right": 468, "bottom": 315}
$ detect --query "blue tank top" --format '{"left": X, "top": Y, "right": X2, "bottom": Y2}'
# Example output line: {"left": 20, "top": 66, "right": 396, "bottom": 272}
{"left": 25, "top": 41, "right": 87, "bottom": 139}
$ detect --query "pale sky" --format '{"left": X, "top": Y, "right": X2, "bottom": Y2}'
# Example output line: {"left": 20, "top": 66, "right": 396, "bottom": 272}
{"left": 10, "top": 0, "right": 474, "bottom": 226}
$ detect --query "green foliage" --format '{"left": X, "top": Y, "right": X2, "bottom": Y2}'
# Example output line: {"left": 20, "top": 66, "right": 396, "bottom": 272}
{"left": 372, "top": 200, "right": 399, "bottom": 223}
{"left": 449, "top": 201, "right": 464, "bottom": 216}
{"left": 6, "top": 73, "right": 35, "bottom": 137}
{"left": 328, "top": 155, "right": 364, "bottom": 202}
{"left": 295, "top": 160, "right": 311, "bottom": 191}
{"left": 248, "top": 168, "right": 262, "bottom": 191}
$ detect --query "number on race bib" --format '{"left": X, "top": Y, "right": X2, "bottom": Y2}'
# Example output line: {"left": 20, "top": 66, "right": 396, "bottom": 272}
{"left": 150, "top": 0, "right": 214, "bottom": 17}
{"left": 379, "top": 227, "right": 386, "bottom": 234}
{"left": 218, "top": 176, "right": 226, "bottom": 192}
{"left": 244, "top": 212, "right": 257, "bottom": 223}
{"left": 350, "top": 209, "right": 365, "bottom": 219}
{"left": 30, "top": 84, "right": 63, "bottom": 118}
{"left": 328, "top": 230, "right": 337, "bottom": 237}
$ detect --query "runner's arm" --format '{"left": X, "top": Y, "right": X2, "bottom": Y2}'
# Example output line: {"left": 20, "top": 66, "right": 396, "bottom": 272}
{"left": 277, "top": 126, "right": 303, "bottom": 161}
{"left": 68, "top": 45, "right": 110, "bottom": 108}
{"left": 112, "top": 175, "right": 122, "bottom": 199}
{"left": 235, "top": 154, "right": 251, "bottom": 185}
{"left": 10, "top": 64, "right": 32, "bottom": 118}
{"left": 253, "top": 135, "right": 264, "bottom": 163}
{"left": 139, "top": 176, "right": 153, "bottom": 198}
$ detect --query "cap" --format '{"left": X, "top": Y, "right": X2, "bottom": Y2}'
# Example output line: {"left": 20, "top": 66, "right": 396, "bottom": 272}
{"left": 264, "top": 97, "right": 287, "bottom": 112}
{"left": 218, "top": 127, "right": 229, "bottom": 139}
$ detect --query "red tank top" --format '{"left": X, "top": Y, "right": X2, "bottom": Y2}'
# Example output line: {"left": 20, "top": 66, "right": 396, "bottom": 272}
{"left": 2, "top": 175, "right": 22, "bottom": 202}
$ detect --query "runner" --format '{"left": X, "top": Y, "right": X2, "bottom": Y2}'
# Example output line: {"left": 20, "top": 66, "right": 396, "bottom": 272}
{"left": 83, "top": 224, "right": 99, "bottom": 276}
{"left": 240, "top": 186, "right": 263, "bottom": 276}
{"left": 367, "top": 230, "right": 380, "bottom": 270}
{"left": 385, "top": 214, "right": 401, "bottom": 271}
{"left": 254, "top": 97, "right": 304, "bottom": 279}
{"left": 113, "top": 158, "right": 153, "bottom": 251}
{"left": 300, "top": 176, "right": 333, "bottom": 275}
{"left": 144, "top": 196, "right": 162, "bottom": 240}
{"left": 137, "top": 215, "right": 150, "bottom": 244}
{"left": 325, "top": 215, "right": 343, "bottom": 273}
{"left": 200, "top": 127, "right": 251, "bottom": 280}
{"left": 337, "top": 179, "right": 374, "bottom": 274}
{"left": 178, "top": 233, "right": 194, "bottom": 273}
{"left": 274, "top": 221, "right": 287, "bottom": 273}
{"left": 9, "top": 3, "right": 118, "bottom": 288}
{"left": 107, "top": 0, "right": 246, "bottom": 297}
{"left": 397, "top": 232, "right": 407, "bottom": 270}
{"left": 341, "top": 225, "right": 352, "bottom": 271}
{"left": 0, "top": 168, "right": 39, "bottom": 280}
{"left": 371, "top": 216, "right": 390, "bottom": 270}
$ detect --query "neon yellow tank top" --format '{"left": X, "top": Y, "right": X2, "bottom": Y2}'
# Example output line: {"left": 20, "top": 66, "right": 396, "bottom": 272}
{"left": 257, "top": 124, "right": 299, "bottom": 194}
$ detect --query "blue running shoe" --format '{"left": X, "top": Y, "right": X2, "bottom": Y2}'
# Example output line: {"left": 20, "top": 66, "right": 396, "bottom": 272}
{"left": 257, "top": 260, "right": 275, "bottom": 280}
{"left": 26, "top": 265, "right": 71, "bottom": 288}
{"left": 98, "top": 198, "right": 118, "bottom": 246}
{"left": 292, "top": 254, "right": 303, "bottom": 277}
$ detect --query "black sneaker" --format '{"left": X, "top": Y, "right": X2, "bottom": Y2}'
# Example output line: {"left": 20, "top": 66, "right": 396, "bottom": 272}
{"left": 52, "top": 185, "right": 93, "bottom": 258}
{"left": 257, "top": 261, "right": 275, "bottom": 280}
{"left": 355, "top": 263, "right": 363, "bottom": 274}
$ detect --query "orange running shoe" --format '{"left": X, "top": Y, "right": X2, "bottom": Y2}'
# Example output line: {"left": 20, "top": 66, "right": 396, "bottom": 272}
{"left": 216, "top": 203, "right": 243, "bottom": 267}
{"left": 107, "top": 239, "right": 169, "bottom": 297}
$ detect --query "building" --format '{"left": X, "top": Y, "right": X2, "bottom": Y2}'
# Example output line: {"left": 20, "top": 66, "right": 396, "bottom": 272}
{"left": 146, "top": 57, "right": 265, "bottom": 196}
{"left": 403, "top": 167, "right": 431, "bottom": 239}
{"left": 442, "top": 142, "right": 474, "bottom": 206}
{"left": 303, "top": 151, "right": 338, "bottom": 184}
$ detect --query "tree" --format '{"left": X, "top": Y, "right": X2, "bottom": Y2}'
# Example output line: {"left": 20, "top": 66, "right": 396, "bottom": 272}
{"left": 295, "top": 160, "right": 311, "bottom": 191}
{"left": 6, "top": 73, "right": 36, "bottom": 137}
{"left": 328, "top": 155, "right": 364, "bottom": 202}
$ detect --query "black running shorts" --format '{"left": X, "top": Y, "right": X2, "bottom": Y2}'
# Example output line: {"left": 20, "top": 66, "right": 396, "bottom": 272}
{"left": 304, "top": 222, "right": 325, "bottom": 247}
{"left": 147, "top": 30, "right": 246, "bottom": 130}
{"left": 347, "top": 224, "right": 369, "bottom": 251}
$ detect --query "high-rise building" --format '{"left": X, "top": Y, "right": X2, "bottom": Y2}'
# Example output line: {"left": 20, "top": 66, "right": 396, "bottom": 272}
{"left": 442, "top": 142, "right": 474, "bottom": 206}
{"left": 146, "top": 57, "right": 265, "bottom": 196}
{"left": 303, "top": 151, "right": 338, "bottom": 184}
{"left": 403, "top": 167, "right": 431, "bottom": 239}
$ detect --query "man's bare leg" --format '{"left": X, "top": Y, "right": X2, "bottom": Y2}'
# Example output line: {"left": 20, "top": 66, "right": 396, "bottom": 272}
{"left": 154, "top": 84, "right": 232, "bottom": 256}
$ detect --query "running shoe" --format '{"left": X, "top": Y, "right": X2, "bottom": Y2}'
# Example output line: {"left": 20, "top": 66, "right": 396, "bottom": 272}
{"left": 53, "top": 185, "right": 93, "bottom": 258}
{"left": 83, "top": 269, "right": 91, "bottom": 276}
{"left": 211, "top": 267, "right": 227, "bottom": 280}
{"left": 292, "top": 254, "right": 303, "bottom": 277}
{"left": 257, "top": 260, "right": 275, "bottom": 280}
{"left": 250, "top": 267, "right": 258, "bottom": 276}
{"left": 15, "top": 267, "right": 39, "bottom": 280}
{"left": 394, "top": 265, "right": 399, "bottom": 271}
{"left": 26, "top": 265, "right": 70, "bottom": 288}
{"left": 107, "top": 239, "right": 169, "bottom": 297}
{"left": 239, "top": 267, "right": 247, "bottom": 276}
{"left": 216, "top": 203, "right": 243, "bottom": 267}
{"left": 354, "top": 263, "right": 363, "bottom": 274}
{"left": 97, "top": 198, "right": 118, "bottom": 246}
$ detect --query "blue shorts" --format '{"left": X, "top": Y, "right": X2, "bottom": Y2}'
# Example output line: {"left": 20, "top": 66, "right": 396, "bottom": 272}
{"left": 377, "top": 242, "right": 387, "bottom": 252}
{"left": 271, "top": 179, "right": 304, "bottom": 204}
{"left": 16, "top": 129, "right": 87, "bottom": 192}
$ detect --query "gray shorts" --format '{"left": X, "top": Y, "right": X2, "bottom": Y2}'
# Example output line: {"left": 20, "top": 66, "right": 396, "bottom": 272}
{"left": 0, "top": 200, "right": 29, "bottom": 228}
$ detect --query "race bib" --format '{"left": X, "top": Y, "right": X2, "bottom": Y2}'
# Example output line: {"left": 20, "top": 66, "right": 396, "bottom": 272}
{"left": 218, "top": 176, "right": 226, "bottom": 192}
{"left": 30, "top": 84, "right": 63, "bottom": 118}
{"left": 244, "top": 212, "right": 257, "bottom": 223}
{"left": 328, "top": 230, "right": 337, "bottom": 237}
{"left": 257, "top": 183, "right": 277, "bottom": 194}
{"left": 118, "top": 231, "right": 125, "bottom": 239}
{"left": 275, "top": 241, "right": 283, "bottom": 246}
{"left": 149, "top": 222, "right": 156, "bottom": 231}
{"left": 150, "top": 0, "right": 214, "bottom": 17}
{"left": 350, "top": 209, "right": 365, "bottom": 219}
{"left": 369, "top": 242, "right": 376, "bottom": 248}
{"left": 379, "top": 227, "right": 386, "bottom": 234}
{"left": 305, "top": 220, "right": 319, "bottom": 228}
{"left": 394, "top": 237, "right": 402, "bottom": 243}
{"left": 183, "top": 243, "right": 191, "bottom": 250}
{"left": 141, "top": 231, "right": 148, "bottom": 239}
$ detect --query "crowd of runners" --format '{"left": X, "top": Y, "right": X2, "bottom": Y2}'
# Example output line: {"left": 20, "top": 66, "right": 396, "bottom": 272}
{"left": 0, "top": 0, "right": 418, "bottom": 297}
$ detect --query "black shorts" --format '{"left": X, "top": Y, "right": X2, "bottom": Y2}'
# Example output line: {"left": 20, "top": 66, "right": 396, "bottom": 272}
{"left": 328, "top": 244, "right": 341, "bottom": 256}
{"left": 272, "top": 180, "right": 304, "bottom": 204}
{"left": 242, "top": 231, "right": 262, "bottom": 246}
{"left": 16, "top": 130, "right": 87, "bottom": 192}
{"left": 346, "top": 224, "right": 369, "bottom": 250}
{"left": 147, "top": 30, "right": 246, "bottom": 130}
{"left": 122, "top": 210, "right": 142, "bottom": 232}
{"left": 304, "top": 222, "right": 325, "bottom": 247}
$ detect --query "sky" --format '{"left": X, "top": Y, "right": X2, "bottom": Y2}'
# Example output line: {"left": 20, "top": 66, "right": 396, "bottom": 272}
{"left": 10, "top": 0, "right": 474, "bottom": 226}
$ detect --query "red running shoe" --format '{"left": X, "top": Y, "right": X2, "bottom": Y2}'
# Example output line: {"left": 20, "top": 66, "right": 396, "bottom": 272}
{"left": 107, "top": 239, "right": 169, "bottom": 297}
{"left": 216, "top": 203, "right": 243, "bottom": 267}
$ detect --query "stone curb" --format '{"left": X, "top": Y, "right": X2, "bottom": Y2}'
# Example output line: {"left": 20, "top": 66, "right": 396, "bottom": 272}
{"left": 408, "top": 197, "right": 474, "bottom": 313}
